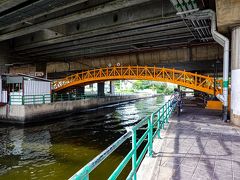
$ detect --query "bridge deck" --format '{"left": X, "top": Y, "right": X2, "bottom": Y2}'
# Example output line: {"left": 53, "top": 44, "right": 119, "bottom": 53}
{"left": 137, "top": 107, "right": 240, "bottom": 180}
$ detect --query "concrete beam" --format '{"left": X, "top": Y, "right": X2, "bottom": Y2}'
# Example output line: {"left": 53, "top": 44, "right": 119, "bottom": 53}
{"left": 0, "top": 0, "right": 28, "bottom": 13}
{"left": 40, "top": 43, "right": 222, "bottom": 73}
{"left": 23, "top": 25, "right": 189, "bottom": 56}
{"left": 40, "top": 33, "right": 193, "bottom": 59}
{"left": 18, "top": 21, "right": 186, "bottom": 55}
{"left": 0, "top": 0, "right": 88, "bottom": 31}
{"left": 14, "top": 17, "right": 180, "bottom": 52}
{"left": 0, "top": 0, "right": 151, "bottom": 41}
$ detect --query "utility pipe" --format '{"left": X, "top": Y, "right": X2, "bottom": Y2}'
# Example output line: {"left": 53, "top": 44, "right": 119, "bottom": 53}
{"left": 179, "top": 9, "right": 230, "bottom": 121}
{"left": 206, "top": 10, "right": 229, "bottom": 122}
{"left": 170, "top": 0, "right": 229, "bottom": 121}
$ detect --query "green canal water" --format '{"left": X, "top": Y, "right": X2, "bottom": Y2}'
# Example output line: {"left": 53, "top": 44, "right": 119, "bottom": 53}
{"left": 0, "top": 96, "right": 167, "bottom": 180}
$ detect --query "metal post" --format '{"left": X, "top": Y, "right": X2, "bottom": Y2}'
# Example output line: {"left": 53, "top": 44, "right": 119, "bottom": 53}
{"left": 166, "top": 101, "right": 170, "bottom": 123}
{"left": 157, "top": 110, "right": 161, "bottom": 138}
{"left": 148, "top": 116, "right": 153, "bottom": 157}
{"left": 132, "top": 129, "right": 137, "bottom": 180}
{"left": 162, "top": 105, "right": 165, "bottom": 129}
{"left": 22, "top": 96, "right": 24, "bottom": 105}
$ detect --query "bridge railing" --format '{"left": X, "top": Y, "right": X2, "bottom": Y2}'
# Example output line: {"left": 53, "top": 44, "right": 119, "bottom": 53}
{"left": 69, "top": 96, "right": 177, "bottom": 180}
{"left": 52, "top": 66, "right": 223, "bottom": 96}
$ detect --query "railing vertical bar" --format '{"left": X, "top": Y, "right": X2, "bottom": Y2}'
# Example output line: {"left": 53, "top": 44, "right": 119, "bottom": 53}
{"left": 166, "top": 101, "right": 170, "bottom": 123}
{"left": 162, "top": 105, "right": 165, "bottom": 129}
{"left": 157, "top": 110, "right": 161, "bottom": 138}
{"left": 132, "top": 129, "right": 137, "bottom": 180}
{"left": 148, "top": 115, "right": 153, "bottom": 157}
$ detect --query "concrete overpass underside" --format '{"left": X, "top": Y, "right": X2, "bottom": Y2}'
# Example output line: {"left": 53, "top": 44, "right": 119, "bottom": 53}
{"left": 0, "top": 0, "right": 239, "bottom": 125}
{"left": 0, "top": 0, "right": 217, "bottom": 73}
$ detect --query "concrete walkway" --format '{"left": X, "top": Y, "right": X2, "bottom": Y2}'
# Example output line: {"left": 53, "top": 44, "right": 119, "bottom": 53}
{"left": 137, "top": 107, "right": 240, "bottom": 180}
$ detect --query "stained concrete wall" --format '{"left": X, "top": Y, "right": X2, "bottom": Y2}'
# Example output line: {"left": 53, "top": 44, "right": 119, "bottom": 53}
{"left": 46, "top": 43, "right": 222, "bottom": 73}
{"left": 0, "top": 95, "right": 151, "bottom": 124}
{"left": 8, "top": 44, "right": 222, "bottom": 75}
{"left": 216, "top": 0, "right": 240, "bottom": 33}
{"left": 9, "top": 64, "right": 36, "bottom": 75}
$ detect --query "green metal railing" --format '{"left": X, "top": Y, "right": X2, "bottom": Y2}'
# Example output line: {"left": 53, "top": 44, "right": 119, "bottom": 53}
{"left": 69, "top": 97, "right": 177, "bottom": 180}
{"left": 9, "top": 94, "right": 51, "bottom": 105}
{"left": 9, "top": 93, "right": 134, "bottom": 105}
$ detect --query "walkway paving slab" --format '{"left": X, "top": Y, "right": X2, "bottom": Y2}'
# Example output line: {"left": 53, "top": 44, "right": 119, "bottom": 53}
{"left": 137, "top": 107, "right": 240, "bottom": 180}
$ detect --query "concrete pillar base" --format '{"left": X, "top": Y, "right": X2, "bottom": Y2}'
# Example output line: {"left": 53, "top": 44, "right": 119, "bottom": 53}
{"left": 97, "top": 82, "right": 105, "bottom": 96}
{"left": 110, "top": 81, "right": 115, "bottom": 94}
{"left": 231, "top": 27, "right": 240, "bottom": 126}
{"left": 231, "top": 111, "right": 240, "bottom": 126}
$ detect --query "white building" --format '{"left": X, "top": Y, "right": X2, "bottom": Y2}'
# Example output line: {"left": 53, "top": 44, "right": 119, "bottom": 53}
{"left": 0, "top": 74, "right": 51, "bottom": 105}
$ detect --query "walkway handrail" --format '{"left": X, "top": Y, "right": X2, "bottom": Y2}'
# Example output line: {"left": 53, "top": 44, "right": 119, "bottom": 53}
{"left": 52, "top": 66, "right": 223, "bottom": 97}
{"left": 9, "top": 94, "right": 51, "bottom": 105}
{"left": 69, "top": 96, "right": 178, "bottom": 180}
{"left": 9, "top": 93, "right": 134, "bottom": 105}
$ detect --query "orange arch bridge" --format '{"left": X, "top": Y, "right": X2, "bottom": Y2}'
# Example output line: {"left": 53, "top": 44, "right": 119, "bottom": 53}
{"left": 52, "top": 66, "right": 222, "bottom": 96}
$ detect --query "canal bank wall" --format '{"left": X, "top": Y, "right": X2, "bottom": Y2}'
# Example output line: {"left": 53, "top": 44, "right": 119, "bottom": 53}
{"left": 0, "top": 95, "right": 154, "bottom": 124}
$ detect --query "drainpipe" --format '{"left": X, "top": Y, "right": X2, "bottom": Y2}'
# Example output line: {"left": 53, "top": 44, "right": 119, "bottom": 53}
{"left": 203, "top": 10, "right": 229, "bottom": 122}
{"left": 174, "top": 8, "right": 229, "bottom": 121}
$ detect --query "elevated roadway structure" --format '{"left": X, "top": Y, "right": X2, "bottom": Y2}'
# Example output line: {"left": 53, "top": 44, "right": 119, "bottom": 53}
{"left": 0, "top": 0, "right": 239, "bottom": 124}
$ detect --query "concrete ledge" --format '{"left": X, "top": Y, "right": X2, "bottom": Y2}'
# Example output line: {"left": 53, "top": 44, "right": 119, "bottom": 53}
{"left": 0, "top": 95, "right": 153, "bottom": 124}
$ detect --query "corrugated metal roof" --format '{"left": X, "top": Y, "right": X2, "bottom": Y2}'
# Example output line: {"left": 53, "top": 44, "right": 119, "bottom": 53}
{"left": 2, "top": 73, "right": 52, "bottom": 82}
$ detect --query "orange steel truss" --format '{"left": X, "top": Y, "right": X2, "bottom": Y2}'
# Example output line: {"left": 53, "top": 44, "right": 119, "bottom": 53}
{"left": 52, "top": 66, "right": 223, "bottom": 95}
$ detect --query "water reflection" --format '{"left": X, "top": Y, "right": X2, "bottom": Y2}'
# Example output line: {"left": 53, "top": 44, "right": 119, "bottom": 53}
{"left": 0, "top": 96, "right": 165, "bottom": 179}
{"left": 0, "top": 128, "right": 53, "bottom": 175}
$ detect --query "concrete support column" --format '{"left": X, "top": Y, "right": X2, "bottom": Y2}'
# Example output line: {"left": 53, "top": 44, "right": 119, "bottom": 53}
{"left": 0, "top": 41, "right": 11, "bottom": 74}
{"left": 76, "top": 86, "right": 85, "bottom": 95}
{"left": 109, "top": 81, "right": 115, "bottom": 94}
{"left": 97, "top": 82, "right": 105, "bottom": 97}
{"left": 231, "top": 27, "right": 240, "bottom": 126}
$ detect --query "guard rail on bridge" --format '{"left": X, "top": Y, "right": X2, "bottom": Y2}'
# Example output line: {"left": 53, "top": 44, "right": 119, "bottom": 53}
{"left": 52, "top": 66, "right": 223, "bottom": 97}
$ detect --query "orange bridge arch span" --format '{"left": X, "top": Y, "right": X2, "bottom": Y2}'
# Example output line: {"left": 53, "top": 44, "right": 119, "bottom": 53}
{"left": 52, "top": 66, "right": 222, "bottom": 96}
